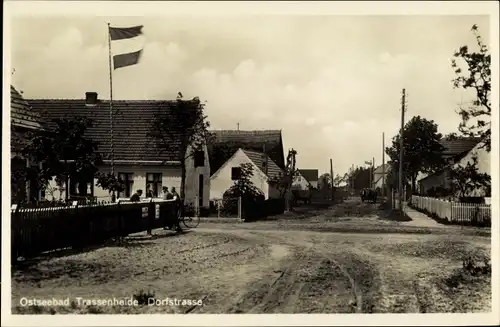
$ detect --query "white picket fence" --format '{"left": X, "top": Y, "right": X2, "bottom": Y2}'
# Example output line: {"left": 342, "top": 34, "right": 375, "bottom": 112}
{"left": 411, "top": 196, "right": 491, "bottom": 225}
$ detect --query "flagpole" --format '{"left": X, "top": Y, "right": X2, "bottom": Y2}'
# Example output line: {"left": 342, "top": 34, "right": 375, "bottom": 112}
{"left": 107, "top": 23, "right": 115, "bottom": 177}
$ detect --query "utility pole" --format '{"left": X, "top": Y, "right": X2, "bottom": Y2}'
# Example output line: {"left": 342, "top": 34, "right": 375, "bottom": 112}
{"left": 330, "top": 159, "right": 334, "bottom": 202}
{"left": 399, "top": 89, "right": 406, "bottom": 217}
{"left": 382, "top": 132, "right": 385, "bottom": 197}
{"left": 351, "top": 163, "right": 354, "bottom": 194}
{"left": 237, "top": 122, "right": 240, "bottom": 131}
{"left": 372, "top": 157, "right": 375, "bottom": 189}
{"left": 368, "top": 161, "right": 372, "bottom": 189}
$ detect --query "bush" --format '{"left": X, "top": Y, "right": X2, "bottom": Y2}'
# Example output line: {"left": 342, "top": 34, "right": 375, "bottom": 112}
{"left": 133, "top": 289, "right": 155, "bottom": 306}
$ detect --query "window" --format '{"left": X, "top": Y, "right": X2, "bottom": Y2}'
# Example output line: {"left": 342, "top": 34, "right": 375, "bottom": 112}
{"left": 118, "top": 173, "right": 134, "bottom": 198}
{"left": 231, "top": 167, "right": 241, "bottom": 181}
{"left": 194, "top": 150, "right": 205, "bottom": 168}
{"left": 146, "top": 173, "right": 162, "bottom": 197}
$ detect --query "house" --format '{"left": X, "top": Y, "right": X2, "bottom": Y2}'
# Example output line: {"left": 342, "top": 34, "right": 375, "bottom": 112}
{"left": 10, "top": 85, "right": 46, "bottom": 204}
{"left": 372, "top": 163, "right": 391, "bottom": 189}
{"left": 27, "top": 92, "right": 211, "bottom": 208}
{"left": 292, "top": 169, "right": 319, "bottom": 190}
{"left": 209, "top": 148, "right": 283, "bottom": 200}
{"left": 418, "top": 137, "right": 488, "bottom": 196}
{"left": 208, "top": 130, "right": 286, "bottom": 177}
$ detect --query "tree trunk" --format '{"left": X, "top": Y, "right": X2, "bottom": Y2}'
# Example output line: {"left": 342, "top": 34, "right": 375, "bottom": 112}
{"left": 180, "top": 152, "right": 187, "bottom": 217}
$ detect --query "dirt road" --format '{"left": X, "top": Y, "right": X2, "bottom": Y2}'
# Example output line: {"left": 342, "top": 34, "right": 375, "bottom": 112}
{"left": 12, "top": 200, "right": 491, "bottom": 314}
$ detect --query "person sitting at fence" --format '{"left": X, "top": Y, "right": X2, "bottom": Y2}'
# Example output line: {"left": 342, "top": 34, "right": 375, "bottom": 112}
{"left": 130, "top": 189, "right": 142, "bottom": 202}
{"left": 162, "top": 186, "right": 174, "bottom": 200}
{"left": 146, "top": 189, "right": 154, "bottom": 198}
{"left": 171, "top": 187, "right": 179, "bottom": 199}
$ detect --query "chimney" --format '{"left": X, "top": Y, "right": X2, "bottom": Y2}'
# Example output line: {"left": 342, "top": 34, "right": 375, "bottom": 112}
{"left": 85, "top": 92, "right": 98, "bottom": 106}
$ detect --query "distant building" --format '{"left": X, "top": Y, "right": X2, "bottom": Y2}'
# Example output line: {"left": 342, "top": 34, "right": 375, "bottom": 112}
{"left": 372, "top": 163, "right": 391, "bottom": 190}
{"left": 208, "top": 129, "right": 286, "bottom": 177}
{"left": 417, "top": 137, "right": 489, "bottom": 197}
{"left": 10, "top": 85, "right": 45, "bottom": 204}
{"left": 209, "top": 148, "right": 282, "bottom": 200}
{"left": 292, "top": 169, "right": 319, "bottom": 190}
{"left": 27, "top": 92, "right": 211, "bottom": 208}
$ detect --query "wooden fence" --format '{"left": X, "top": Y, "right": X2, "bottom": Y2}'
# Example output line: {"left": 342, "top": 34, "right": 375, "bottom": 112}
{"left": 11, "top": 199, "right": 178, "bottom": 263}
{"left": 411, "top": 195, "right": 491, "bottom": 226}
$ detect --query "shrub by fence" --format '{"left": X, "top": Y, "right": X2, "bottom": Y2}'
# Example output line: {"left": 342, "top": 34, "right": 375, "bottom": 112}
{"left": 209, "top": 197, "right": 286, "bottom": 221}
{"left": 11, "top": 199, "right": 178, "bottom": 263}
{"left": 243, "top": 198, "right": 285, "bottom": 221}
{"left": 410, "top": 196, "right": 491, "bottom": 227}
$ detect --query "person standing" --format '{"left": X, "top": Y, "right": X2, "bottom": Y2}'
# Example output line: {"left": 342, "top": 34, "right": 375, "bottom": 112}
{"left": 170, "top": 187, "right": 182, "bottom": 233}
{"left": 162, "top": 187, "right": 173, "bottom": 230}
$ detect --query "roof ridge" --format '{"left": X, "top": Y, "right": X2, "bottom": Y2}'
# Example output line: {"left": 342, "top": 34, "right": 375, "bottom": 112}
{"left": 211, "top": 129, "right": 281, "bottom": 132}
{"left": 242, "top": 148, "right": 264, "bottom": 155}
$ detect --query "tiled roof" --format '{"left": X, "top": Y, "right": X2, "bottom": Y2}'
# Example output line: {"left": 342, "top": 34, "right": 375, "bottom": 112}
{"left": 208, "top": 129, "right": 285, "bottom": 175}
{"left": 373, "top": 163, "right": 391, "bottom": 175}
{"left": 440, "top": 138, "right": 481, "bottom": 157}
{"left": 242, "top": 149, "right": 283, "bottom": 180}
{"left": 27, "top": 98, "right": 184, "bottom": 162}
{"left": 297, "top": 169, "right": 319, "bottom": 182}
{"left": 11, "top": 86, "right": 43, "bottom": 130}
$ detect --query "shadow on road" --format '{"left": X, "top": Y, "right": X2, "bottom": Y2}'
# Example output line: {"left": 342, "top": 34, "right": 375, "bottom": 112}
{"left": 12, "top": 229, "right": 193, "bottom": 270}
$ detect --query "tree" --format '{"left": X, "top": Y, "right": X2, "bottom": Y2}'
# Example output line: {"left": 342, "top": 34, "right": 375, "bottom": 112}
{"left": 386, "top": 115, "right": 445, "bottom": 192}
{"left": 20, "top": 117, "right": 101, "bottom": 201}
{"left": 318, "top": 173, "right": 345, "bottom": 188}
{"left": 318, "top": 173, "right": 330, "bottom": 190}
{"left": 451, "top": 24, "right": 491, "bottom": 151}
{"left": 448, "top": 156, "right": 491, "bottom": 199}
{"left": 149, "top": 92, "right": 213, "bottom": 215}
{"left": 95, "top": 173, "right": 125, "bottom": 200}
{"left": 224, "top": 163, "right": 263, "bottom": 199}
{"left": 348, "top": 166, "right": 371, "bottom": 191}
{"left": 222, "top": 163, "right": 264, "bottom": 215}
{"left": 332, "top": 173, "right": 346, "bottom": 187}
{"left": 268, "top": 149, "right": 298, "bottom": 204}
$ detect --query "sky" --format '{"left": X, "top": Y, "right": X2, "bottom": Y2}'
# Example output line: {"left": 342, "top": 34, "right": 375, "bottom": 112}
{"left": 10, "top": 13, "right": 491, "bottom": 176}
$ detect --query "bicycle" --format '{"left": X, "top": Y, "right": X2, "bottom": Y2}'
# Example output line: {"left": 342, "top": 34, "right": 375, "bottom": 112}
{"left": 178, "top": 205, "right": 201, "bottom": 229}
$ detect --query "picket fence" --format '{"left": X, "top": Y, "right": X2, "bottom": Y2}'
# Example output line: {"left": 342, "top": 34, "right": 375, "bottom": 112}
{"left": 10, "top": 198, "right": 178, "bottom": 263}
{"left": 411, "top": 195, "right": 491, "bottom": 225}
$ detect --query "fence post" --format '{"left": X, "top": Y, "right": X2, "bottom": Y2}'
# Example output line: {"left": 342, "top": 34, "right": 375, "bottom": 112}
{"left": 11, "top": 205, "right": 19, "bottom": 264}
{"left": 147, "top": 199, "right": 154, "bottom": 235}
{"left": 238, "top": 196, "right": 242, "bottom": 220}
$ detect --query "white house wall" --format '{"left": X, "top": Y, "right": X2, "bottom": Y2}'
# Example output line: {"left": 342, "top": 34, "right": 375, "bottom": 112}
{"left": 210, "top": 149, "right": 270, "bottom": 200}
{"left": 184, "top": 144, "right": 211, "bottom": 208}
{"left": 45, "top": 144, "right": 211, "bottom": 208}
{"left": 455, "top": 141, "right": 490, "bottom": 175}
{"left": 292, "top": 172, "right": 310, "bottom": 190}
{"left": 453, "top": 140, "right": 490, "bottom": 196}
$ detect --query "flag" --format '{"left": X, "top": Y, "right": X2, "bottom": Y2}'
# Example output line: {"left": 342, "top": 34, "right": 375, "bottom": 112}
{"left": 365, "top": 160, "right": 372, "bottom": 165}
{"left": 109, "top": 25, "right": 144, "bottom": 70}
{"left": 109, "top": 25, "right": 143, "bottom": 41}
{"left": 113, "top": 50, "right": 142, "bottom": 70}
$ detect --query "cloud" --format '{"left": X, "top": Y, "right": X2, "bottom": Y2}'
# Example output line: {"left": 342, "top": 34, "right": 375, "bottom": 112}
{"left": 11, "top": 15, "right": 489, "bottom": 175}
